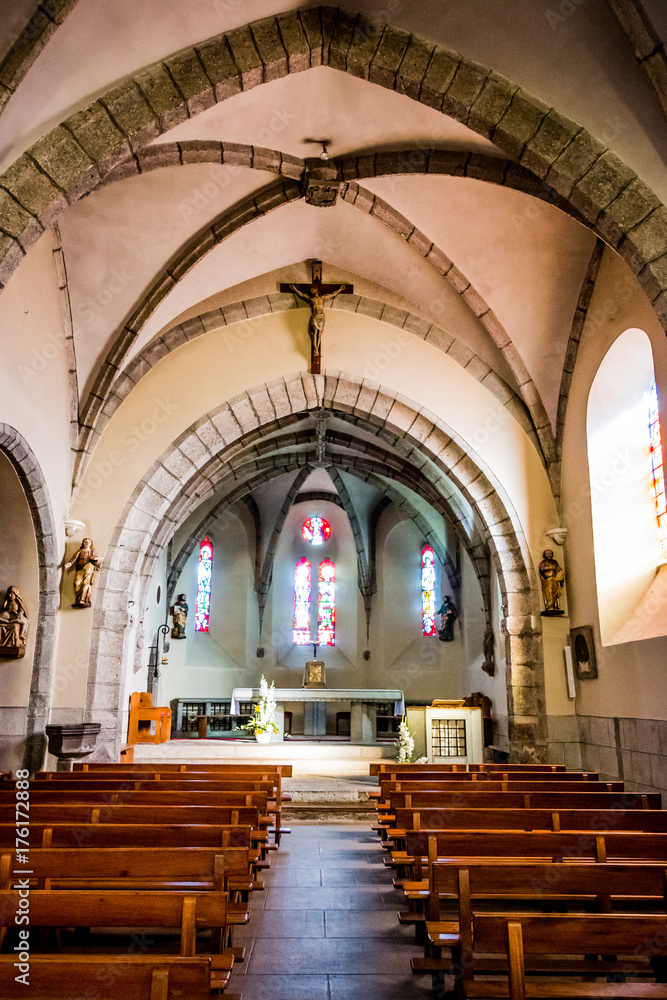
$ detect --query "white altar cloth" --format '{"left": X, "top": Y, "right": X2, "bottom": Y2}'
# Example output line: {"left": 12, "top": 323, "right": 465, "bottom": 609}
{"left": 230, "top": 687, "right": 405, "bottom": 716}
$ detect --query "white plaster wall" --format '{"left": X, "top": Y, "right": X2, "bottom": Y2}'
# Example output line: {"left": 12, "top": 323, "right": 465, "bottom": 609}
{"left": 562, "top": 248, "right": 667, "bottom": 719}
{"left": 0, "top": 232, "right": 72, "bottom": 538}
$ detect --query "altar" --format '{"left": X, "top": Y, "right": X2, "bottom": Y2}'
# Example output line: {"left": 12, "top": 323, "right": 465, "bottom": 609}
{"left": 229, "top": 687, "right": 405, "bottom": 744}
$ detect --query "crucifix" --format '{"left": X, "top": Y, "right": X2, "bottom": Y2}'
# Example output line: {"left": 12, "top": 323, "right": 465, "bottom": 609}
{"left": 280, "top": 260, "right": 354, "bottom": 374}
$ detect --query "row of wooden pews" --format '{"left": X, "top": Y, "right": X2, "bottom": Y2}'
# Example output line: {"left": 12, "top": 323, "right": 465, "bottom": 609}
{"left": 0, "top": 761, "right": 293, "bottom": 999}
{"left": 370, "top": 761, "right": 667, "bottom": 999}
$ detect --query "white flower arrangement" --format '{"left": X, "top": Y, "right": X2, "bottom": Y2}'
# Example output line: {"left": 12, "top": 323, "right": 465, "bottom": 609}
{"left": 396, "top": 717, "right": 428, "bottom": 763}
{"left": 243, "top": 676, "right": 279, "bottom": 735}
{"left": 396, "top": 718, "right": 415, "bottom": 763}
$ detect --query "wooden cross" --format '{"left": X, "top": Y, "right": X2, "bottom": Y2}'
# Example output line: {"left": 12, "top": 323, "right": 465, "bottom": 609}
{"left": 280, "top": 260, "right": 354, "bottom": 374}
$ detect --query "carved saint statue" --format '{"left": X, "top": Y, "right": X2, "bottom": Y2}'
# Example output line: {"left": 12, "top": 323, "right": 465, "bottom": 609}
{"left": 0, "top": 586, "right": 29, "bottom": 656}
{"left": 437, "top": 595, "right": 458, "bottom": 642}
{"left": 171, "top": 594, "right": 188, "bottom": 639}
{"left": 65, "top": 537, "right": 101, "bottom": 608}
{"left": 289, "top": 282, "right": 347, "bottom": 366}
{"left": 539, "top": 548, "right": 565, "bottom": 615}
{"left": 482, "top": 628, "right": 495, "bottom": 676}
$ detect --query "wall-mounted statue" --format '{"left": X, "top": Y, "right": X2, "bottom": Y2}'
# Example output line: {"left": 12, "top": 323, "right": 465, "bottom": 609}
{"left": 437, "top": 595, "right": 458, "bottom": 642}
{"left": 171, "top": 594, "right": 188, "bottom": 639}
{"left": 0, "top": 586, "right": 29, "bottom": 657}
{"left": 65, "top": 537, "right": 101, "bottom": 608}
{"left": 482, "top": 628, "right": 495, "bottom": 676}
{"left": 540, "top": 548, "right": 565, "bottom": 616}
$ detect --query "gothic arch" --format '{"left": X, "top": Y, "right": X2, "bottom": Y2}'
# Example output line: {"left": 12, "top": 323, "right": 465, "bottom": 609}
{"left": 0, "top": 424, "right": 59, "bottom": 771}
{"left": 89, "top": 371, "right": 545, "bottom": 764}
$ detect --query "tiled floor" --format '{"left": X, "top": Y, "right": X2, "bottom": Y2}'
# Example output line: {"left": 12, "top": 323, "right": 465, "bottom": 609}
{"left": 230, "top": 823, "right": 434, "bottom": 999}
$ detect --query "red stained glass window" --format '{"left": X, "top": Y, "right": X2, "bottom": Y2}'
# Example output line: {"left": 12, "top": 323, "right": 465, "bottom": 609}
{"left": 421, "top": 545, "right": 437, "bottom": 636}
{"left": 317, "top": 559, "right": 336, "bottom": 647}
{"left": 648, "top": 384, "right": 667, "bottom": 564}
{"left": 293, "top": 558, "right": 312, "bottom": 645}
{"left": 195, "top": 537, "right": 213, "bottom": 632}
{"left": 302, "top": 516, "right": 331, "bottom": 545}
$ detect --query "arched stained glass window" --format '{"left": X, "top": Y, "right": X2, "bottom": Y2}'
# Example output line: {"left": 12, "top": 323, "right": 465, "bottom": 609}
{"left": 421, "top": 545, "right": 437, "bottom": 636}
{"left": 302, "top": 516, "right": 331, "bottom": 545}
{"left": 293, "top": 558, "right": 312, "bottom": 645}
{"left": 317, "top": 559, "right": 336, "bottom": 646}
{"left": 647, "top": 383, "right": 667, "bottom": 564}
{"left": 195, "top": 536, "right": 213, "bottom": 632}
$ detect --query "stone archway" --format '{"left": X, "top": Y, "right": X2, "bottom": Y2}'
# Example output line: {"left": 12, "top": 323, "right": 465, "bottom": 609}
{"left": 89, "top": 372, "right": 545, "bottom": 764}
{"left": 0, "top": 424, "right": 59, "bottom": 771}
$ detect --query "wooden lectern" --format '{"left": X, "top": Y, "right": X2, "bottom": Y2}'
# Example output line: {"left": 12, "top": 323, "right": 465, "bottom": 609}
{"left": 127, "top": 691, "right": 172, "bottom": 744}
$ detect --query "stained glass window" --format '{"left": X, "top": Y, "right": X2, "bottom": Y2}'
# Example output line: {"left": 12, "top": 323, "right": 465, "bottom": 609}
{"left": 293, "top": 558, "right": 312, "bottom": 644}
{"left": 302, "top": 516, "right": 331, "bottom": 545}
{"left": 195, "top": 536, "right": 213, "bottom": 632}
{"left": 421, "top": 545, "right": 437, "bottom": 636}
{"left": 647, "top": 383, "right": 667, "bottom": 564}
{"left": 317, "top": 559, "right": 336, "bottom": 646}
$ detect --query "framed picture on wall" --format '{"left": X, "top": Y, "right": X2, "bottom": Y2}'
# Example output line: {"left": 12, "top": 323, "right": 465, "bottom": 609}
{"left": 570, "top": 625, "right": 598, "bottom": 679}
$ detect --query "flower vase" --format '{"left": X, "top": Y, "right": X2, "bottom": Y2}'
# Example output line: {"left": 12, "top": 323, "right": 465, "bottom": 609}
{"left": 254, "top": 730, "right": 272, "bottom": 744}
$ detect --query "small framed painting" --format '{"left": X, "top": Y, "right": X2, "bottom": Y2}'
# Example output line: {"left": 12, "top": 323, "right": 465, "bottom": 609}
{"left": 570, "top": 625, "right": 598, "bottom": 679}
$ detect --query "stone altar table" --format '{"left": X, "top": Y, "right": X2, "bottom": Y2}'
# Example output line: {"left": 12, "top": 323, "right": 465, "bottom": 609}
{"left": 229, "top": 687, "right": 405, "bottom": 744}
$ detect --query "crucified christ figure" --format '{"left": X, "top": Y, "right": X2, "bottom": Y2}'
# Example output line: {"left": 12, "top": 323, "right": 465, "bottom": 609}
{"left": 289, "top": 282, "right": 347, "bottom": 371}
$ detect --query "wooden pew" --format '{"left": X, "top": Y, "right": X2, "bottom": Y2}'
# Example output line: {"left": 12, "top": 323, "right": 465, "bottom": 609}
{"left": 0, "top": 803, "right": 263, "bottom": 828}
{"left": 399, "top": 829, "right": 667, "bottom": 867}
{"left": 0, "top": 822, "right": 257, "bottom": 849}
{"left": 0, "top": 889, "right": 238, "bottom": 991}
{"left": 379, "top": 792, "right": 660, "bottom": 837}
{"left": 413, "top": 861, "right": 667, "bottom": 974}
{"left": 0, "top": 955, "right": 216, "bottom": 1000}
{"left": 369, "top": 763, "right": 569, "bottom": 775}
{"left": 377, "top": 772, "right": 601, "bottom": 784}
{"left": 0, "top": 788, "right": 270, "bottom": 808}
{"left": 377, "top": 806, "right": 667, "bottom": 834}
{"left": 0, "top": 846, "right": 256, "bottom": 893}
{"left": 463, "top": 913, "right": 667, "bottom": 999}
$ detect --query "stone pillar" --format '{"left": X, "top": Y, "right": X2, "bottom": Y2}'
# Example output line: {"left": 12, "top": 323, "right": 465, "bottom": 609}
{"left": 350, "top": 702, "right": 377, "bottom": 744}
{"left": 502, "top": 619, "right": 547, "bottom": 763}
{"left": 304, "top": 701, "right": 326, "bottom": 736}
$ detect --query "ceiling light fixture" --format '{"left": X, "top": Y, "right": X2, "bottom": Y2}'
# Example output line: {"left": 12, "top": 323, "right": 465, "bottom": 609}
{"left": 320, "top": 143, "right": 329, "bottom": 161}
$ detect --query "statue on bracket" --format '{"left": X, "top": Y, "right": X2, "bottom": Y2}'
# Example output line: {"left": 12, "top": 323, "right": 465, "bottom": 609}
{"left": 540, "top": 549, "right": 565, "bottom": 616}
{"left": 64, "top": 537, "right": 101, "bottom": 608}
{"left": 0, "top": 586, "right": 29, "bottom": 657}
{"left": 171, "top": 594, "right": 188, "bottom": 639}
{"left": 482, "top": 628, "right": 495, "bottom": 676}
{"left": 437, "top": 595, "right": 458, "bottom": 642}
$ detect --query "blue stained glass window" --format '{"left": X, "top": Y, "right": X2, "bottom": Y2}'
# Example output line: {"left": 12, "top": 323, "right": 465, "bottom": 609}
{"left": 195, "top": 537, "right": 212, "bottom": 632}
{"left": 421, "top": 545, "right": 437, "bottom": 636}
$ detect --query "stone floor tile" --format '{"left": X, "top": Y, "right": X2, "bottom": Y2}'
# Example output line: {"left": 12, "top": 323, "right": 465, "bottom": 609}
{"left": 264, "top": 886, "right": 385, "bottom": 909}
{"left": 237, "top": 974, "right": 329, "bottom": 999}
{"left": 247, "top": 936, "right": 406, "bottom": 975}
{"left": 235, "top": 909, "right": 325, "bottom": 939}
{"left": 329, "top": 974, "right": 433, "bottom": 999}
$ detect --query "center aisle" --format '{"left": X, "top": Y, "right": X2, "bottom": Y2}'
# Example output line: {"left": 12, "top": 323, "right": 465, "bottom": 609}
{"left": 233, "top": 823, "right": 433, "bottom": 999}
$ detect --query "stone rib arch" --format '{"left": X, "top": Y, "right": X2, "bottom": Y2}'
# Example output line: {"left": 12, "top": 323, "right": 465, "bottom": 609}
{"left": 0, "top": 424, "right": 59, "bottom": 772}
{"left": 89, "top": 370, "right": 545, "bottom": 763}
{"left": 92, "top": 290, "right": 531, "bottom": 480}
{"left": 0, "top": 5, "right": 665, "bottom": 327}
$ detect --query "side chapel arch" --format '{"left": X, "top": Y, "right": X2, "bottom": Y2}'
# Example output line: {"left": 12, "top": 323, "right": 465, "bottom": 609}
{"left": 0, "top": 424, "right": 59, "bottom": 771}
